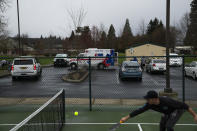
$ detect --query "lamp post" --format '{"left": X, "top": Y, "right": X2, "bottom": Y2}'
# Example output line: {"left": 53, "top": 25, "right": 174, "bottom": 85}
{"left": 17, "top": 0, "right": 21, "bottom": 55}
{"left": 165, "top": 0, "right": 172, "bottom": 93}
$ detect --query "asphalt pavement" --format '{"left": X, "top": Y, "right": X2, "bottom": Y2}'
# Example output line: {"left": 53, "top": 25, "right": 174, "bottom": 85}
{"left": 0, "top": 66, "right": 196, "bottom": 100}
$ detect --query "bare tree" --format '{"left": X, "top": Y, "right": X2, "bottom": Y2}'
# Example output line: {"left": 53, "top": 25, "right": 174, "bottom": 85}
{"left": 67, "top": 4, "right": 87, "bottom": 31}
{"left": 91, "top": 25, "right": 103, "bottom": 47}
{"left": 0, "top": 0, "right": 9, "bottom": 54}
{"left": 176, "top": 12, "right": 190, "bottom": 45}
{"left": 99, "top": 23, "right": 106, "bottom": 33}
{"left": 0, "top": 0, "right": 8, "bottom": 36}
{"left": 179, "top": 12, "right": 190, "bottom": 37}
{"left": 138, "top": 19, "right": 146, "bottom": 35}
{"left": 0, "top": 0, "right": 7, "bottom": 12}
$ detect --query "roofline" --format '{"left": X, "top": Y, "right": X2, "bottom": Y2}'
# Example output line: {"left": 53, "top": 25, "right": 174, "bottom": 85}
{"left": 128, "top": 43, "right": 166, "bottom": 48}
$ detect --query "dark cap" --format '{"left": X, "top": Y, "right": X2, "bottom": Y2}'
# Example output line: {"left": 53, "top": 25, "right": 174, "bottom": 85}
{"left": 144, "top": 90, "right": 158, "bottom": 99}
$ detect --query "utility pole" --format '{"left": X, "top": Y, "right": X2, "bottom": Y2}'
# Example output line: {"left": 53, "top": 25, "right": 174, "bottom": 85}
{"left": 165, "top": 0, "right": 172, "bottom": 93}
{"left": 17, "top": 0, "right": 21, "bottom": 56}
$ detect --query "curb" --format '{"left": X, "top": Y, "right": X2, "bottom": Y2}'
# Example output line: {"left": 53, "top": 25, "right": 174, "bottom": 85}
{"left": 0, "top": 72, "right": 10, "bottom": 78}
{"left": 42, "top": 64, "right": 53, "bottom": 68}
{"left": 62, "top": 71, "right": 89, "bottom": 83}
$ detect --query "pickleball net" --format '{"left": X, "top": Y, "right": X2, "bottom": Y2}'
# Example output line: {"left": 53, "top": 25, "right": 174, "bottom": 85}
{"left": 10, "top": 89, "right": 65, "bottom": 131}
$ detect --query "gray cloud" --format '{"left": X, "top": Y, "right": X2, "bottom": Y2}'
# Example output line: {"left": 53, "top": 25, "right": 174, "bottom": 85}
{"left": 6, "top": 0, "right": 192, "bottom": 38}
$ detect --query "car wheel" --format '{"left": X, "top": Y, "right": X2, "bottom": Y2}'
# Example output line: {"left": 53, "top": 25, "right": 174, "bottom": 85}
{"left": 150, "top": 69, "right": 153, "bottom": 74}
{"left": 146, "top": 67, "right": 148, "bottom": 73}
{"left": 97, "top": 63, "right": 105, "bottom": 70}
{"left": 120, "top": 78, "right": 125, "bottom": 81}
{"left": 139, "top": 77, "right": 142, "bottom": 81}
{"left": 70, "top": 63, "right": 77, "bottom": 70}
{"left": 12, "top": 76, "right": 17, "bottom": 81}
{"left": 39, "top": 71, "right": 42, "bottom": 76}
{"left": 192, "top": 72, "right": 197, "bottom": 80}
{"left": 184, "top": 71, "right": 187, "bottom": 77}
{"left": 34, "top": 75, "right": 39, "bottom": 80}
{"left": 148, "top": 68, "right": 151, "bottom": 73}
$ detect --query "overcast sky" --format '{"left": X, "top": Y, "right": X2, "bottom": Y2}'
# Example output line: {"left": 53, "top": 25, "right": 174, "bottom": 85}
{"left": 5, "top": 0, "right": 192, "bottom": 38}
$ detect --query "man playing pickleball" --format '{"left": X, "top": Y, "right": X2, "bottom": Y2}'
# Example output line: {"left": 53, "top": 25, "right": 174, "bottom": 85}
{"left": 120, "top": 90, "right": 197, "bottom": 131}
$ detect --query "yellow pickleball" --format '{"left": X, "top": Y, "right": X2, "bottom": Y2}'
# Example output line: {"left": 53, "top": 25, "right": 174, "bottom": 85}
{"left": 74, "top": 111, "right": 78, "bottom": 116}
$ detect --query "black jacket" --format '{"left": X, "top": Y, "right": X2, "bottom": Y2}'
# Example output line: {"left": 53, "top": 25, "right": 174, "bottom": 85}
{"left": 130, "top": 97, "right": 189, "bottom": 117}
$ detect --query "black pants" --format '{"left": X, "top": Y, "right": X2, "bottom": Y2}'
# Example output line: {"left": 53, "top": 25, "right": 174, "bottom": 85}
{"left": 160, "top": 110, "right": 185, "bottom": 131}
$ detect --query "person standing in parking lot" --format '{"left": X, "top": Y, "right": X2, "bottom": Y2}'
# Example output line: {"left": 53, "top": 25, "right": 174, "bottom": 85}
{"left": 141, "top": 57, "right": 145, "bottom": 71}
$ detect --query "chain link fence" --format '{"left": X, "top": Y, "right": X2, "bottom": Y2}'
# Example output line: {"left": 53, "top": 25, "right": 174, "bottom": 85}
{"left": 0, "top": 55, "right": 197, "bottom": 112}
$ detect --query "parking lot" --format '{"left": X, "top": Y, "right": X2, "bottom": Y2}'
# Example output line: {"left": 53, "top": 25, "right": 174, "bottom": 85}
{"left": 0, "top": 66, "right": 196, "bottom": 100}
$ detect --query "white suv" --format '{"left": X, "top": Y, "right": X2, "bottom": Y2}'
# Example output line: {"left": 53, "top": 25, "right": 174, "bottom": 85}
{"left": 11, "top": 57, "right": 42, "bottom": 80}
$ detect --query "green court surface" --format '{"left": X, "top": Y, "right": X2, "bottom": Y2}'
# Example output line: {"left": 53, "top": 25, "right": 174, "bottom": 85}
{"left": 0, "top": 105, "right": 197, "bottom": 131}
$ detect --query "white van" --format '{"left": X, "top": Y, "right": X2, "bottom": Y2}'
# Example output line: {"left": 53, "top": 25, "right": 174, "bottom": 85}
{"left": 69, "top": 48, "right": 116, "bottom": 70}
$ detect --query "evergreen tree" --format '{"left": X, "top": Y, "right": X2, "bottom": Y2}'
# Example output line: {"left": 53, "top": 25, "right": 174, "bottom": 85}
{"left": 122, "top": 19, "right": 133, "bottom": 37}
{"left": 184, "top": 0, "right": 197, "bottom": 50}
{"left": 147, "top": 18, "right": 163, "bottom": 35}
{"left": 69, "top": 31, "right": 75, "bottom": 41}
{"left": 121, "top": 19, "right": 133, "bottom": 49}
{"left": 69, "top": 31, "right": 75, "bottom": 49}
{"left": 147, "top": 20, "right": 154, "bottom": 35}
{"left": 107, "top": 24, "right": 116, "bottom": 49}
{"left": 80, "top": 26, "right": 92, "bottom": 49}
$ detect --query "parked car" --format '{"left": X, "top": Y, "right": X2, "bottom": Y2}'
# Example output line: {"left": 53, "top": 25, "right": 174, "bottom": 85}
{"left": 169, "top": 53, "right": 182, "bottom": 67}
{"left": 0, "top": 60, "right": 8, "bottom": 67}
{"left": 11, "top": 56, "right": 42, "bottom": 80}
{"left": 146, "top": 59, "right": 166, "bottom": 73}
{"left": 119, "top": 61, "right": 142, "bottom": 81}
{"left": 185, "top": 61, "right": 197, "bottom": 80}
{"left": 54, "top": 54, "right": 69, "bottom": 67}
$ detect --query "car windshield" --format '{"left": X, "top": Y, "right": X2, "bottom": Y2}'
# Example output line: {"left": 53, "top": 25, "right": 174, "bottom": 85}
{"left": 170, "top": 54, "right": 178, "bottom": 59}
{"left": 153, "top": 60, "right": 165, "bottom": 63}
{"left": 78, "top": 54, "right": 85, "bottom": 57}
{"left": 14, "top": 60, "right": 33, "bottom": 65}
{"left": 56, "top": 54, "right": 67, "bottom": 57}
{"left": 123, "top": 62, "right": 139, "bottom": 68}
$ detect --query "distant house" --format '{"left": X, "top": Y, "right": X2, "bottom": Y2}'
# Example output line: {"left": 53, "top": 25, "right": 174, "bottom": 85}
{"left": 125, "top": 44, "right": 167, "bottom": 61}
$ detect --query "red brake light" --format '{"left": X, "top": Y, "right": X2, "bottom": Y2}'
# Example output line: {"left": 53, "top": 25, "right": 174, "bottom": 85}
{"left": 34, "top": 64, "right": 36, "bottom": 70}
{"left": 11, "top": 65, "right": 14, "bottom": 71}
{"left": 153, "top": 64, "right": 156, "bottom": 66}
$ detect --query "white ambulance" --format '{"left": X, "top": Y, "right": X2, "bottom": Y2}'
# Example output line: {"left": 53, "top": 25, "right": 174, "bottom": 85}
{"left": 69, "top": 48, "right": 117, "bottom": 70}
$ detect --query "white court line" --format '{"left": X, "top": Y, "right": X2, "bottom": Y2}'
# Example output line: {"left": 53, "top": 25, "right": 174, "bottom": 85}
{"left": 1, "top": 123, "right": 197, "bottom": 126}
{"left": 138, "top": 124, "right": 143, "bottom": 131}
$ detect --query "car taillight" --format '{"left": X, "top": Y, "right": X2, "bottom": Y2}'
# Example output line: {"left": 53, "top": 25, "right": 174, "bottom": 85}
{"left": 153, "top": 64, "right": 156, "bottom": 66}
{"left": 11, "top": 65, "right": 14, "bottom": 71}
{"left": 34, "top": 64, "right": 36, "bottom": 70}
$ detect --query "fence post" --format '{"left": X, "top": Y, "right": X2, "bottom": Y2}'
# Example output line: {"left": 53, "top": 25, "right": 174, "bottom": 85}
{"left": 62, "top": 89, "right": 65, "bottom": 124}
{"left": 88, "top": 57, "right": 92, "bottom": 111}
{"left": 182, "top": 56, "right": 185, "bottom": 102}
